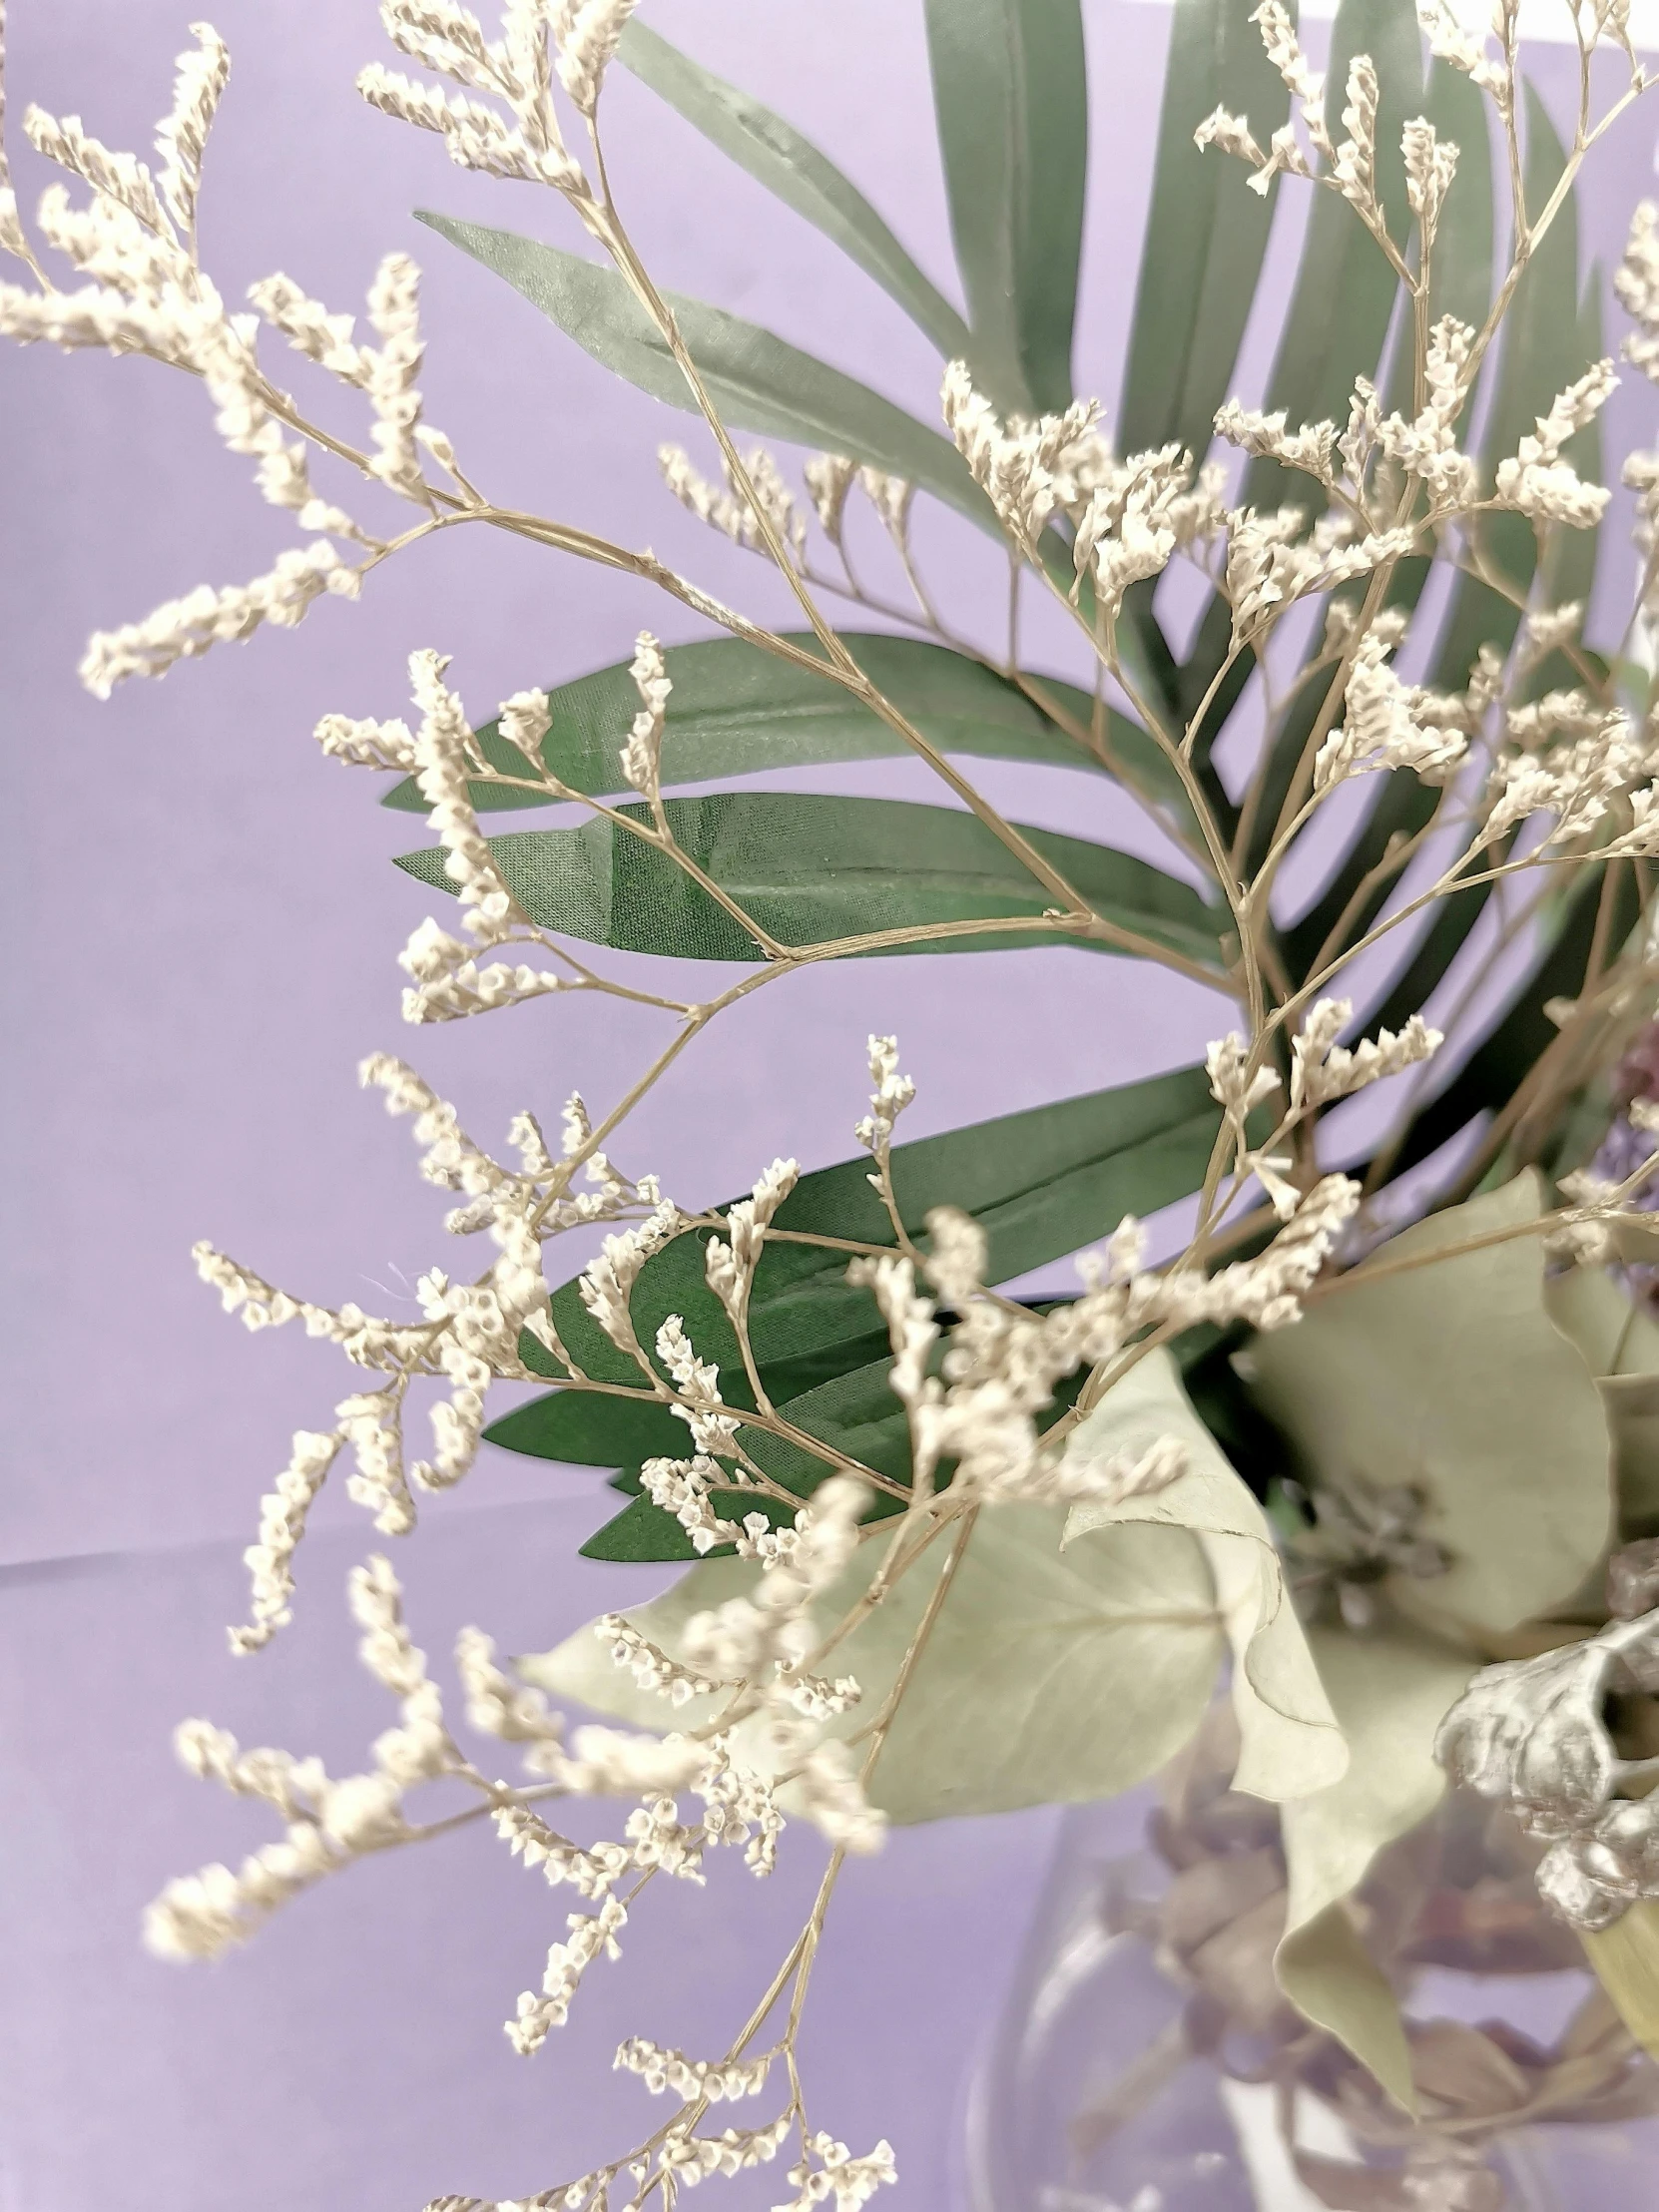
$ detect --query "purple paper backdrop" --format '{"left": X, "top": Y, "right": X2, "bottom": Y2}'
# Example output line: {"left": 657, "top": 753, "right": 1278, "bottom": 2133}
{"left": 1, "top": 4, "right": 1655, "bottom": 2207}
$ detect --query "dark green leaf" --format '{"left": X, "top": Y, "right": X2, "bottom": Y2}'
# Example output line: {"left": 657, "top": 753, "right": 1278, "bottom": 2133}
{"left": 378, "top": 631, "right": 1192, "bottom": 836}
{"left": 393, "top": 792, "right": 1228, "bottom": 968}
{"left": 1281, "top": 79, "right": 1566, "bottom": 993}
{"left": 417, "top": 212, "right": 991, "bottom": 531}
{"left": 1382, "top": 859, "right": 1641, "bottom": 1181}
{"left": 615, "top": 22, "right": 969, "bottom": 363}
{"left": 486, "top": 1388, "right": 689, "bottom": 1466}
{"left": 923, "top": 0, "right": 1086, "bottom": 414}
{"left": 496, "top": 1062, "right": 1229, "bottom": 1528}
{"left": 1117, "top": 0, "right": 1291, "bottom": 466}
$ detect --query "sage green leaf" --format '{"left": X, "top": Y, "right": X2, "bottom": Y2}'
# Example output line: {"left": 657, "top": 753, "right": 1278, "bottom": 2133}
{"left": 1276, "top": 1627, "right": 1476, "bottom": 2112}
{"left": 522, "top": 1504, "right": 1225, "bottom": 1821}
{"left": 1582, "top": 1901, "right": 1659, "bottom": 2060}
{"left": 614, "top": 23, "right": 969, "bottom": 364}
{"left": 378, "top": 631, "right": 1192, "bottom": 837}
{"left": 417, "top": 213, "right": 992, "bottom": 531}
{"left": 1244, "top": 1175, "right": 1615, "bottom": 1638}
{"left": 923, "top": 0, "right": 1086, "bottom": 415}
{"left": 392, "top": 792, "right": 1228, "bottom": 969}
{"left": 1064, "top": 1350, "right": 1347, "bottom": 1800}
{"left": 510, "top": 1061, "right": 1227, "bottom": 1424}
{"left": 1116, "top": 0, "right": 1290, "bottom": 467}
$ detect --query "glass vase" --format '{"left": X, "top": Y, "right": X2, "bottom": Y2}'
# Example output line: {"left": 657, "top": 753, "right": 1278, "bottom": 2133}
{"left": 961, "top": 1713, "right": 1659, "bottom": 2212}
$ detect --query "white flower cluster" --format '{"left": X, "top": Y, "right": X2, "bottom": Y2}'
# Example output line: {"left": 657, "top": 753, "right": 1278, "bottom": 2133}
{"left": 146, "top": 1556, "right": 457, "bottom": 1958}
{"left": 1288, "top": 998, "right": 1442, "bottom": 1114}
{"left": 1197, "top": 5, "right": 1388, "bottom": 237}
{"left": 618, "top": 630, "right": 671, "bottom": 801}
{"left": 848, "top": 1174, "right": 1359, "bottom": 1504}
{"left": 356, "top": 0, "right": 641, "bottom": 198}
{"left": 704, "top": 1156, "right": 801, "bottom": 1323}
{"left": 1493, "top": 360, "right": 1618, "bottom": 531}
{"left": 0, "top": 25, "right": 485, "bottom": 691}
{"left": 660, "top": 443, "right": 810, "bottom": 569}
{"left": 777, "top": 2134, "right": 898, "bottom": 2212}
{"left": 1315, "top": 621, "right": 1473, "bottom": 793}
{"left": 941, "top": 362, "right": 1226, "bottom": 622}
{"left": 614, "top": 2038, "right": 770, "bottom": 2103}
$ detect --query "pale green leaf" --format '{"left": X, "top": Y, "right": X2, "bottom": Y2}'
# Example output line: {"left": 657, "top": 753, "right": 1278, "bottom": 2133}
{"left": 1245, "top": 1175, "right": 1615, "bottom": 1638}
{"left": 1064, "top": 1350, "right": 1347, "bottom": 1800}
{"left": 1582, "top": 1900, "right": 1659, "bottom": 2060}
{"left": 522, "top": 1506, "right": 1226, "bottom": 1823}
{"left": 1276, "top": 1627, "right": 1476, "bottom": 2113}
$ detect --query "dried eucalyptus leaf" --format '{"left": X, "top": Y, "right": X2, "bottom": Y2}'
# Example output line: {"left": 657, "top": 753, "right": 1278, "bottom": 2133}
{"left": 1246, "top": 1175, "right": 1614, "bottom": 1637}
{"left": 1276, "top": 1627, "right": 1476, "bottom": 2113}
{"left": 521, "top": 1506, "right": 1226, "bottom": 1822}
{"left": 1064, "top": 1349, "right": 1347, "bottom": 1801}
{"left": 1581, "top": 1899, "right": 1659, "bottom": 2061}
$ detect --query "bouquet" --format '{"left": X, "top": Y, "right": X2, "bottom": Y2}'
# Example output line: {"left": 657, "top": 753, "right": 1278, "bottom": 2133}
{"left": 10, "top": 0, "right": 1659, "bottom": 2201}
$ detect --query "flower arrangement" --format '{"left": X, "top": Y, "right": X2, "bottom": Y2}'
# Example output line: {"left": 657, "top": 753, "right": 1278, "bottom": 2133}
{"left": 11, "top": 0, "right": 1659, "bottom": 2201}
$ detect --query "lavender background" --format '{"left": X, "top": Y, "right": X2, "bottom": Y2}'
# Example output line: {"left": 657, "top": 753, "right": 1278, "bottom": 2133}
{"left": 1, "top": 5, "right": 1655, "bottom": 2207}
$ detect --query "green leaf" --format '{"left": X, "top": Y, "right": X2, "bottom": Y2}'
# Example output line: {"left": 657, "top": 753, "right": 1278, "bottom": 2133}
{"left": 1273, "top": 56, "right": 1496, "bottom": 977}
{"left": 393, "top": 791, "right": 1228, "bottom": 968}
{"left": 1276, "top": 1626, "right": 1476, "bottom": 2112}
{"left": 417, "top": 213, "right": 992, "bottom": 532}
{"left": 1064, "top": 1349, "right": 1347, "bottom": 1800}
{"left": 1117, "top": 0, "right": 1291, "bottom": 466}
{"left": 614, "top": 23, "right": 969, "bottom": 364}
{"left": 378, "top": 631, "right": 1193, "bottom": 838}
{"left": 1244, "top": 1174, "right": 1615, "bottom": 1638}
{"left": 495, "top": 1064, "right": 1230, "bottom": 1554}
{"left": 923, "top": 0, "right": 1086, "bottom": 415}
{"left": 1581, "top": 1900, "right": 1659, "bottom": 2059}
{"left": 523, "top": 1504, "right": 1227, "bottom": 1822}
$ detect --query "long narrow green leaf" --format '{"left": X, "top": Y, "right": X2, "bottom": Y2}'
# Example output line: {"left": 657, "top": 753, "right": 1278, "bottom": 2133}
{"left": 378, "top": 631, "right": 1194, "bottom": 836}
{"left": 614, "top": 22, "right": 970, "bottom": 364}
{"left": 498, "top": 1061, "right": 1227, "bottom": 1415}
{"left": 494, "top": 1067, "right": 1224, "bottom": 1558}
{"left": 1117, "top": 0, "right": 1291, "bottom": 464}
{"left": 417, "top": 213, "right": 991, "bottom": 531}
{"left": 394, "top": 792, "right": 1228, "bottom": 968}
{"left": 923, "top": 0, "right": 1087, "bottom": 414}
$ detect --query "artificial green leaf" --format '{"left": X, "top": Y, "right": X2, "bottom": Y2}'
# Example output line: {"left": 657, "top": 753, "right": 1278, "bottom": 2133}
{"left": 486, "top": 1387, "right": 689, "bottom": 1467}
{"left": 1275, "top": 55, "right": 1496, "bottom": 973}
{"left": 1064, "top": 1350, "right": 1348, "bottom": 1800}
{"left": 1245, "top": 1175, "right": 1615, "bottom": 1638}
{"left": 923, "top": 0, "right": 1086, "bottom": 415}
{"left": 1581, "top": 1900, "right": 1659, "bottom": 2059}
{"left": 516, "top": 1062, "right": 1229, "bottom": 1414}
{"left": 1117, "top": 0, "right": 1290, "bottom": 467}
{"left": 615, "top": 23, "right": 970, "bottom": 363}
{"left": 378, "top": 630, "right": 1192, "bottom": 837}
{"left": 393, "top": 791, "right": 1228, "bottom": 968}
{"left": 1276, "top": 1627, "right": 1476, "bottom": 2112}
{"left": 417, "top": 213, "right": 992, "bottom": 532}
{"left": 524, "top": 1504, "right": 1226, "bottom": 1821}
